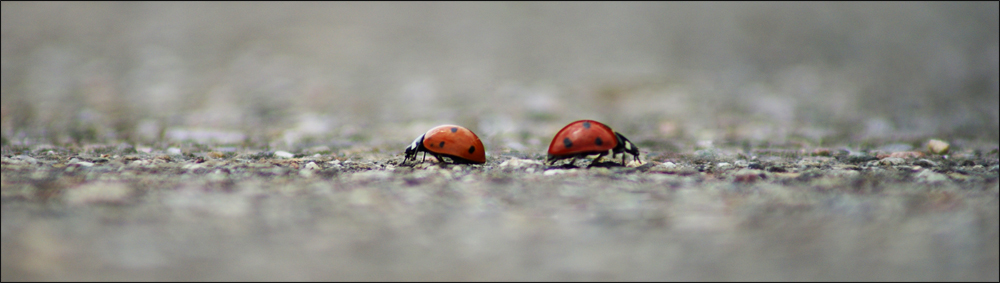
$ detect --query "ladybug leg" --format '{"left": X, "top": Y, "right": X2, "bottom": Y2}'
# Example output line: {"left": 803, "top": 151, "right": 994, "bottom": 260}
{"left": 587, "top": 153, "right": 608, "bottom": 168}
{"left": 430, "top": 153, "right": 449, "bottom": 164}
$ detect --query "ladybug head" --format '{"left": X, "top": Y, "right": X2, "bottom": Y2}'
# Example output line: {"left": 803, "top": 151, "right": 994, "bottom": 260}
{"left": 615, "top": 132, "right": 640, "bottom": 161}
{"left": 403, "top": 134, "right": 425, "bottom": 163}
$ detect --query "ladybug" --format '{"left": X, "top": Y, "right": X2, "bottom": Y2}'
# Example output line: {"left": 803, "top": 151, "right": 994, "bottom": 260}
{"left": 403, "top": 125, "right": 486, "bottom": 165}
{"left": 546, "top": 120, "right": 640, "bottom": 167}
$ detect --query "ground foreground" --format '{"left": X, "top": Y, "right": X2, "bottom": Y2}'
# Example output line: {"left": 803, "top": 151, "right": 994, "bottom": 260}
{"left": 2, "top": 141, "right": 998, "bottom": 281}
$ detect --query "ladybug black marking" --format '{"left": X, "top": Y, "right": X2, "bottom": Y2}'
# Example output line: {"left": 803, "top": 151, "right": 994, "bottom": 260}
{"left": 450, "top": 127, "right": 458, "bottom": 133}
{"left": 595, "top": 137, "right": 603, "bottom": 146}
{"left": 563, "top": 138, "right": 573, "bottom": 148}
{"left": 439, "top": 141, "right": 445, "bottom": 148}
{"left": 468, "top": 146, "right": 476, "bottom": 154}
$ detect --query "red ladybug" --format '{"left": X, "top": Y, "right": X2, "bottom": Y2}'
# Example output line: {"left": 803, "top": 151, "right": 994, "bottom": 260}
{"left": 403, "top": 125, "right": 486, "bottom": 165}
{"left": 547, "top": 120, "right": 640, "bottom": 167}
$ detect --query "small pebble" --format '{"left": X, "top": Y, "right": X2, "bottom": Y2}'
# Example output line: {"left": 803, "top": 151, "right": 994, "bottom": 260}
{"left": 734, "top": 160, "right": 749, "bottom": 168}
{"left": 648, "top": 162, "right": 677, "bottom": 173}
{"left": 879, "top": 157, "right": 906, "bottom": 166}
{"left": 927, "top": 139, "right": 950, "bottom": 155}
{"left": 304, "top": 162, "right": 320, "bottom": 170}
{"left": 274, "top": 151, "right": 295, "bottom": 159}
{"left": 499, "top": 158, "right": 543, "bottom": 169}
{"left": 71, "top": 160, "right": 95, "bottom": 167}
{"left": 167, "top": 148, "right": 182, "bottom": 155}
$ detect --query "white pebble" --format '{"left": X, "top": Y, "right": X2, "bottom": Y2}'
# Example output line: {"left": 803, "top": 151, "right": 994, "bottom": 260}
{"left": 274, "top": 151, "right": 295, "bottom": 159}
{"left": 544, "top": 169, "right": 577, "bottom": 176}
{"left": 167, "top": 148, "right": 182, "bottom": 155}
{"left": 927, "top": 139, "right": 950, "bottom": 155}
{"left": 650, "top": 162, "right": 677, "bottom": 173}
{"left": 304, "top": 162, "right": 320, "bottom": 170}
{"left": 72, "top": 161, "right": 95, "bottom": 167}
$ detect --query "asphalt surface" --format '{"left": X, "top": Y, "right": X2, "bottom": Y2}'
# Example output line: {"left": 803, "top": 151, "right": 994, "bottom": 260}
{"left": 2, "top": 2, "right": 998, "bottom": 281}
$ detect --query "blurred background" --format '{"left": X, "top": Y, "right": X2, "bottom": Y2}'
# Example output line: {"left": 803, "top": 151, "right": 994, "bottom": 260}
{"left": 2, "top": 3, "right": 999, "bottom": 281}
{"left": 2, "top": 2, "right": 998, "bottom": 151}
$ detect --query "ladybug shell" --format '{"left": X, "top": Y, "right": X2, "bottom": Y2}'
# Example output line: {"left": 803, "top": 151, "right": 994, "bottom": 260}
{"left": 421, "top": 125, "right": 486, "bottom": 164}
{"left": 547, "top": 120, "right": 619, "bottom": 157}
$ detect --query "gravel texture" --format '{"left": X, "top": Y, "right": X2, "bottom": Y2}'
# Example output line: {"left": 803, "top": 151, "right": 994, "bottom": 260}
{"left": 2, "top": 141, "right": 998, "bottom": 281}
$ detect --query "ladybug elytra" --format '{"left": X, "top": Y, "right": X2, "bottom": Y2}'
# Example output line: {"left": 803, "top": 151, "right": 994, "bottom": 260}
{"left": 546, "top": 120, "right": 640, "bottom": 167}
{"left": 403, "top": 125, "right": 486, "bottom": 165}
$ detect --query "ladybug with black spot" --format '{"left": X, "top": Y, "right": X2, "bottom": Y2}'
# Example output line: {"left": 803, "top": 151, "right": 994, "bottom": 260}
{"left": 546, "top": 120, "right": 640, "bottom": 167}
{"left": 403, "top": 125, "right": 486, "bottom": 165}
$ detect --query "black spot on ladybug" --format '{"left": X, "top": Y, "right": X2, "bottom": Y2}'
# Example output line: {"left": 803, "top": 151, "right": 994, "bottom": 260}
{"left": 450, "top": 127, "right": 458, "bottom": 133}
{"left": 595, "top": 137, "right": 603, "bottom": 146}
{"left": 582, "top": 122, "right": 591, "bottom": 129}
{"left": 563, "top": 138, "right": 573, "bottom": 148}
{"left": 468, "top": 146, "right": 476, "bottom": 154}
{"left": 439, "top": 141, "right": 445, "bottom": 148}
